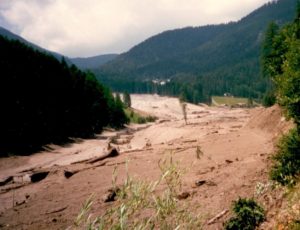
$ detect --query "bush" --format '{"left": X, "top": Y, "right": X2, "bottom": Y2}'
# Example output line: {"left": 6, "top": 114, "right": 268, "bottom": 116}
{"left": 262, "top": 90, "right": 276, "bottom": 107}
{"left": 270, "top": 128, "right": 300, "bottom": 185}
{"left": 137, "top": 116, "right": 147, "bottom": 124}
{"left": 224, "top": 198, "right": 265, "bottom": 230}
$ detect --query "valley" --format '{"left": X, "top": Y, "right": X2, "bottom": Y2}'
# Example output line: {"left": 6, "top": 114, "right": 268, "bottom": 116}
{"left": 0, "top": 94, "right": 291, "bottom": 229}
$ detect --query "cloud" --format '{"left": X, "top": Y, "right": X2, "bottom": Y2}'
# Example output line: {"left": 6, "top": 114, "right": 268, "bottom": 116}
{"left": 0, "top": 0, "right": 270, "bottom": 57}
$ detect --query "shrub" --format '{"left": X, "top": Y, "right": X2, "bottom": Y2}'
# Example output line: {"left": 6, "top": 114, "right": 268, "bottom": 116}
{"left": 145, "top": 115, "right": 157, "bottom": 123}
{"left": 137, "top": 116, "right": 147, "bottom": 124}
{"left": 270, "top": 128, "right": 300, "bottom": 185}
{"left": 224, "top": 198, "right": 265, "bottom": 230}
{"left": 125, "top": 108, "right": 157, "bottom": 124}
{"left": 262, "top": 90, "right": 276, "bottom": 107}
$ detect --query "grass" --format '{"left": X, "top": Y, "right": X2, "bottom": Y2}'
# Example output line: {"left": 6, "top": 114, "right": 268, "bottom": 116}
{"left": 211, "top": 96, "right": 249, "bottom": 106}
{"left": 124, "top": 108, "right": 157, "bottom": 124}
{"left": 74, "top": 153, "right": 202, "bottom": 229}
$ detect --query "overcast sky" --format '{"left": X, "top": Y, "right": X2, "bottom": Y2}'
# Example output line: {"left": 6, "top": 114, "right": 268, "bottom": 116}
{"left": 0, "top": 0, "right": 271, "bottom": 57}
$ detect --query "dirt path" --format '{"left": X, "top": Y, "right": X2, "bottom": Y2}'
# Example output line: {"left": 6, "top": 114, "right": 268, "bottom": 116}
{"left": 0, "top": 95, "right": 291, "bottom": 229}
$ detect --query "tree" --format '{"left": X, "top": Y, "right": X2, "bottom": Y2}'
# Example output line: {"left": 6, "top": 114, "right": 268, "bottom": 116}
{"left": 262, "top": 14, "right": 300, "bottom": 125}
{"left": 262, "top": 4, "right": 300, "bottom": 184}
{"left": 261, "top": 22, "right": 280, "bottom": 78}
{"left": 179, "top": 99, "right": 188, "bottom": 125}
{"left": 0, "top": 35, "right": 128, "bottom": 155}
{"left": 123, "top": 91, "right": 131, "bottom": 108}
{"left": 109, "top": 93, "right": 128, "bottom": 128}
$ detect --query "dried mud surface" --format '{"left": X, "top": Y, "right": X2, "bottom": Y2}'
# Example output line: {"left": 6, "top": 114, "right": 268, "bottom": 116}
{"left": 0, "top": 94, "right": 292, "bottom": 229}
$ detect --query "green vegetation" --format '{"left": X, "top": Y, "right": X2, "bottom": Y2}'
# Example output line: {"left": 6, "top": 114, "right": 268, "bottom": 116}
{"left": 224, "top": 198, "right": 265, "bottom": 230}
{"left": 270, "top": 128, "right": 300, "bottom": 185}
{"left": 262, "top": 1, "right": 300, "bottom": 185}
{"left": 286, "top": 183, "right": 300, "bottom": 229}
{"left": 74, "top": 155, "right": 202, "bottom": 229}
{"left": 262, "top": 90, "right": 276, "bottom": 107}
{"left": 211, "top": 96, "right": 248, "bottom": 106}
{"left": 272, "top": 182, "right": 300, "bottom": 228}
{"left": 124, "top": 108, "right": 157, "bottom": 124}
{"left": 94, "top": 0, "right": 297, "bottom": 103}
{"left": 0, "top": 35, "right": 128, "bottom": 156}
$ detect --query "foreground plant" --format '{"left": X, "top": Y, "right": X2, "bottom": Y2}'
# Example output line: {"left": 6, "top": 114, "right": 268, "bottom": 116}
{"left": 270, "top": 128, "right": 300, "bottom": 185}
{"left": 74, "top": 154, "right": 202, "bottom": 229}
{"left": 224, "top": 198, "right": 265, "bottom": 230}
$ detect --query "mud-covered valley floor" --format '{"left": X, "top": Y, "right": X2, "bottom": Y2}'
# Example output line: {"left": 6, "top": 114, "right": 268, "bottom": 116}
{"left": 0, "top": 94, "right": 292, "bottom": 229}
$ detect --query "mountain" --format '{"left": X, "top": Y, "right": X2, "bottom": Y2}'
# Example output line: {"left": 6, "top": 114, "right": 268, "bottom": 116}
{"left": 0, "top": 26, "right": 70, "bottom": 62}
{"left": 70, "top": 54, "right": 118, "bottom": 70}
{"left": 96, "top": 0, "right": 298, "bottom": 102}
{"left": 0, "top": 26, "right": 117, "bottom": 69}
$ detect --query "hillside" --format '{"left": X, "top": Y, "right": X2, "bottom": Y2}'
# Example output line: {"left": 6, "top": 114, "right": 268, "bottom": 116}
{"left": 70, "top": 54, "right": 118, "bottom": 70}
{"left": 0, "top": 35, "right": 127, "bottom": 155}
{"left": 96, "top": 0, "right": 297, "bottom": 101}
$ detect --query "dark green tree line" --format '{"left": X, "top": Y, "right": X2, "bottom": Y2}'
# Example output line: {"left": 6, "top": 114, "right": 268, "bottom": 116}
{"left": 0, "top": 36, "right": 127, "bottom": 155}
{"left": 262, "top": 2, "right": 300, "bottom": 184}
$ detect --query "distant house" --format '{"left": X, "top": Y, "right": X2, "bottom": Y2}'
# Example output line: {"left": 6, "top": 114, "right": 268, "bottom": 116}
{"left": 224, "top": 93, "right": 233, "bottom": 97}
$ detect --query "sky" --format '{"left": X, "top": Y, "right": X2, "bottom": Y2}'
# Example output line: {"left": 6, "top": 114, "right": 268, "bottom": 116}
{"left": 0, "top": 0, "right": 271, "bottom": 58}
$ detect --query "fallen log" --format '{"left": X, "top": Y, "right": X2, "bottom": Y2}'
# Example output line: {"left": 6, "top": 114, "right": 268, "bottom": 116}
{"left": 207, "top": 209, "right": 229, "bottom": 225}
{"left": 0, "top": 176, "right": 13, "bottom": 186}
{"left": 87, "top": 148, "right": 119, "bottom": 164}
{"left": 183, "top": 139, "right": 197, "bottom": 143}
{"left": 45, "top": 206, "right": 68, "bottom": 215}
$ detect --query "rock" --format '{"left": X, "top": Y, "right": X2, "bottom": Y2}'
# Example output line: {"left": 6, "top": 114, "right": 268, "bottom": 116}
{"left": 103, "top": 187, "right": 120, "bottom": 203}
{"left": 64, "top": 170, "right": 78, "bottom": 179}
{"left": 195, "top": 180, "right": 206, "bottom": 187}
{"left": 16, "top": 200, "right": 26, "bottom": 206}
{"left": 195, "top": 180, "right": 216, "bottom": 187}
{"left": 176, "top": 192, "right": 190, "bottom": 200}
{"left": 225, "top": 159, "right": 233, "bottom": 164}
{"left": 30, "top": 171, "right": 49, "bottom": 183}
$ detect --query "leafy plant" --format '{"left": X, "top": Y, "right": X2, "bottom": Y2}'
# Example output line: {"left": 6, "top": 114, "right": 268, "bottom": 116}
{"left": 262, "top": 90, "right": 276, "bottom": 107}
{"left": 224, "top": 198, "right": 265, "bottom": 230}
{"left": 270, "top": 128, "right": 300, "bottom": 185}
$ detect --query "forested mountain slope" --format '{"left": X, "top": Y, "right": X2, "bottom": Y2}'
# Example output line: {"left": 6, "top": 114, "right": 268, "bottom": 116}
{"left": 0, "top": 35, "right": 127, "bottom": 155}
{"left": 70, "top": 54, "right": 118, "bottom": 70}
{"left": 96, "top": 0, "right": 297, "bottom": 102}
